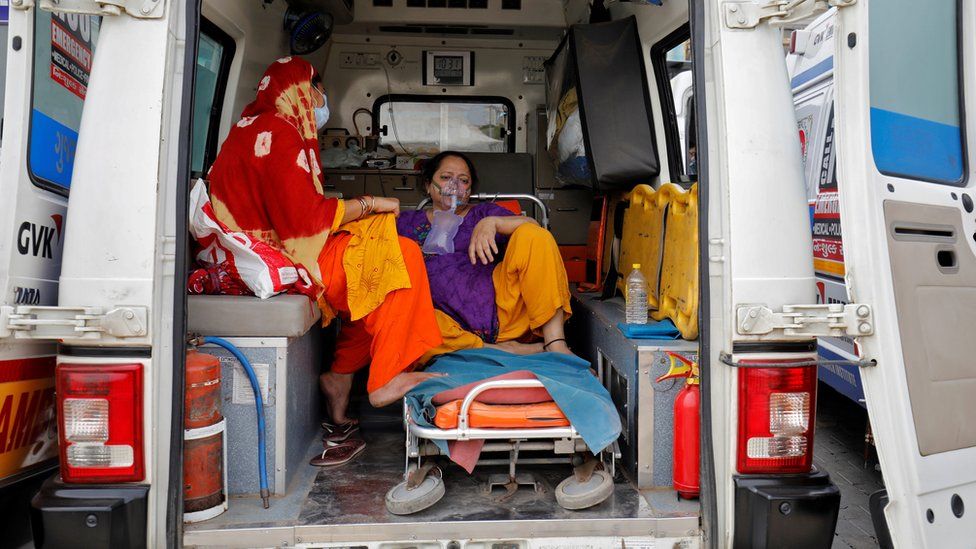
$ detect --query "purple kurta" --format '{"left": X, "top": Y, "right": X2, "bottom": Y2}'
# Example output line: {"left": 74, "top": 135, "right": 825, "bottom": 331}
{"left": 397, "top": 202, "right": 514, "bottom": 342}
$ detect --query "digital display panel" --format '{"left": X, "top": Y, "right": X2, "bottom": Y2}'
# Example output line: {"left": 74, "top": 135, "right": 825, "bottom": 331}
{"left": 425, "top": 51, "right": 473, "bottom": 86}
{"left": 433, "top": 55, "right": 464, "bottom": 84}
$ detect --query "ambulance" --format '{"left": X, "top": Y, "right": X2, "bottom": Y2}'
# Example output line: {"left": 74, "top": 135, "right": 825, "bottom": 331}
{"left": 787, "top": 7, "right": 865, "bottom": 407}
{"left": 0, "top": 0, "right": 973, "bottom": 548}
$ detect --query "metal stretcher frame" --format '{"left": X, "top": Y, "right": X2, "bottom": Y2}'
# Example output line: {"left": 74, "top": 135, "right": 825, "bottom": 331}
{"left": 404, "top": 378, "right": 619, "bottom": 474}
{"left": 416, "top": 193, "right": 550, "bottom": 229}
{"left": 405, "top": 379, "right": 581, "bottom": 441}
{"left": 395, "top": 375, "right": 622, "bottom": 517}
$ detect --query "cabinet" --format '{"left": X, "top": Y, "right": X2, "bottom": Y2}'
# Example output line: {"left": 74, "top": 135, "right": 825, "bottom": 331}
{"left": 321, "top": 168, "right": 424, "bottom": 208}
{"left": 538, "top": 188, "right": 593, "bottom": 245}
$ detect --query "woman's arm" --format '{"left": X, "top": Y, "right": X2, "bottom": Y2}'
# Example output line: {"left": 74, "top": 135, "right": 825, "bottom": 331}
{"left": 339, "top": 196, "right": 401, "bottom": 225}
{"left": 492, "top": 214, "right": 539, "bottom": 236}
{"left": 469, "top": 215, "right": 540, "bottom": 265}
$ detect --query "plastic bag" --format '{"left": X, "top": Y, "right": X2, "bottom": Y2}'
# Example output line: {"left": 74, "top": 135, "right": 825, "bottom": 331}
{"left": 423, "top": 209, "right": 463, "bottom": 255}
{"left": 187, "top": 263, "right": 253, "bottom": 296}
{"left": 422, "top": 178, "right": 465, "bottom": 255}
{"left": 188, "top": 179, "right": 313, "bottom": 299}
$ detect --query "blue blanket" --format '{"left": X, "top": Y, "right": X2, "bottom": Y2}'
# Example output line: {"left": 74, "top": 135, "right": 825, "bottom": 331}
{"left": 406, "top": 348, "right": 621, "bottom": 456}
{"left": 617, "top": 318, "right": 681, "bottom": 339}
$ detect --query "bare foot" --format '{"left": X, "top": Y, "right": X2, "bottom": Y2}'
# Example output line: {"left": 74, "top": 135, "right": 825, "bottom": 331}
{"left": 369, "top": 371, "right": 445, "bottom": 408}
{"left": 487, "top": 340, "right": 544, "bottom": 355}
{"left": 319, "top": 371, "right": 355, "bottom": 425}
{"left": 542, "top": 339, "right": 575, "bottom": 356}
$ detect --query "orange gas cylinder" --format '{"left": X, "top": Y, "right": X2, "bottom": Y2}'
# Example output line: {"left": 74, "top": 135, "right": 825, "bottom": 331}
{"left": 183, "top": 350, "right": 227, "bottom": 522}
{"left": 185, "top": 350, "right": 222, "bottom": 428}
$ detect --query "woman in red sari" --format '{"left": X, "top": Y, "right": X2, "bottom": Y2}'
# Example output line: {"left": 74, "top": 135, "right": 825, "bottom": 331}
{"left": 207, "top": 57, "right": 443, "bottom": 462}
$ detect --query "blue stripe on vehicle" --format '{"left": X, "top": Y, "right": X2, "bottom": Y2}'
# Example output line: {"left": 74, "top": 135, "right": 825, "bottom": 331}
{"left": 791, "top": 56, "right": 833, "bottom": 89}
{"left": 870, "top": 107, "right": 964, "bottom": 184}
{"left": 817, "top": 345, "right": 866, "bottom": 408}
{"left": 29, "top": 109, "right": 79, "bottom": 190}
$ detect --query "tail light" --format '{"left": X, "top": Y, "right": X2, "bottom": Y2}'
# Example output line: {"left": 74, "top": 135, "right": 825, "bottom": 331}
{"left": 737, "top": 361, "right": 817, "bottom": 474}
{"left": 56, "top": 363, "right": 144, "bottom": 483}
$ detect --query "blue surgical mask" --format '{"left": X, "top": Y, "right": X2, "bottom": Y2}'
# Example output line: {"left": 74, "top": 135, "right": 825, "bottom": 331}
{"left": 314, "top": 89, "right": 330, "bottom": 130}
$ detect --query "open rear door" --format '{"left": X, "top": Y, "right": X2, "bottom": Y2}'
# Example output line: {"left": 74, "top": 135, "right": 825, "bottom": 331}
{"left": 834, "top": 1, "right": 976, "bottom": 547}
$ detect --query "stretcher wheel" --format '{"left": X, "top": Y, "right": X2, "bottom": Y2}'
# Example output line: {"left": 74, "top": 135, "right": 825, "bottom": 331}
{"left": 554, "top": 469, "right": 613, "bottom": 510}
{"left": 385, "top": 472, "right": 445, "bottom": 515}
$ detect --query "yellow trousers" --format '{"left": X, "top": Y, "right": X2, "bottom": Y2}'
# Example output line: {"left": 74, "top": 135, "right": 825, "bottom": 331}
{"left": 421, "top": 223, "right": 572, "bottom": 362}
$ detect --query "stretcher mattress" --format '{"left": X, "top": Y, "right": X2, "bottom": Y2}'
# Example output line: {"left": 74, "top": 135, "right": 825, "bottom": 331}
{"left": 433, "top": 400, "right": 571, "bottom": 429}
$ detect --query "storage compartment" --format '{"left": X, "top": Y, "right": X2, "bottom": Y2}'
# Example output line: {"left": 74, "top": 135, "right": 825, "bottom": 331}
{"left": 322, "top": 171, "right": 366, "bottom": 197}
{"left": 544, "top": 16, "right": 660, "bottom": 190}
{"left": 539, "top": 187, "right": 593, "bottom": 244}
{"left": 187, "top": 295, "right": 324, "bottom": 496}
{"left": 570, "top": 290, "right": 697, "bottom": 489}
{"left": 380, "top": 172, "right": 425, "bottom": 206}
{"left": 560, "top": 245, "right": 587, "bottom": 282}
{"left": 198, "top": 334, "right": 322, "bottom": 496}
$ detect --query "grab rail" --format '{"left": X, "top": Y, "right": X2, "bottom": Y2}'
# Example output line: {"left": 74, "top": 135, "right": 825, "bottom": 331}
{"left": 457, "top": 378, "right": 548, "bottom": 432}
{"left": 416, "top": 193, "right": 550, "bottom": 229}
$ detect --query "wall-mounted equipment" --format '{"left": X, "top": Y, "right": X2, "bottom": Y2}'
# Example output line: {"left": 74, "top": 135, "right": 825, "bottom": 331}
{"left": 423, "top": 50, "right": 474, "bottom": 86}
{"left": 544, "top": 16, "right": 660, "bottom": 190}
{"left": 284, "top": 8, "right": 334, "bottom": 55}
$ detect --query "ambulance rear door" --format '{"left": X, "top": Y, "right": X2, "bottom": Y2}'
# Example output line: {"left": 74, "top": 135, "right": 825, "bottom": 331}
{"left": 833, "top": 1, "right": 976, "bottom": 547}
{"left": 0, "top": 3, "right": 99, "bottom": 484}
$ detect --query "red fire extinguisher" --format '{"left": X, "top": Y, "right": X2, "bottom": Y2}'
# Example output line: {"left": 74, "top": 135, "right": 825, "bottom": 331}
{"left": 656, "top": 352, "right": 700, "bottom": 499}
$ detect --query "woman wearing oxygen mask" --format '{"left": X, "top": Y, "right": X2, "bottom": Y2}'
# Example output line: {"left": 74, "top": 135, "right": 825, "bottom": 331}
{"left": 396, "top": 151, "right": 575, "bottom": 360}
{"left": 205, "top": 57, "right": 444, "bottom": 465}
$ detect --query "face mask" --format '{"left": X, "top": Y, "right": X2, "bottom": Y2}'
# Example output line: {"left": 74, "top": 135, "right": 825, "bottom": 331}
{"left": 314, "top": 88, "right": 330, "bottom": 130}
{"left": 431, "top": 177, "right": 469, "bottom": 211}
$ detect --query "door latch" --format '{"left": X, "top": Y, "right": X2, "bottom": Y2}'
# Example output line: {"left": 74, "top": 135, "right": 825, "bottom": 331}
{"left": 736, "top": 303, "right": 873, "bottom": 338}
{"left": 37, "top": 0, "right": 164, "bottom": 18}
{"left": 724, "top": 0, "right": 856, "bottom": 30}
{"left": 1, "top": 305, "right": 148, "bottom": 340}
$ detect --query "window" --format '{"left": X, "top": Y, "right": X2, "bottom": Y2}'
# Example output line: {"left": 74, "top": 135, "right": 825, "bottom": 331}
{"left": 1, "top": 19, "right": 8, "bottom": 136}
{"left": 191, "top": 19, "right": 235, "bottom": 177}
{"left": 373, "top": 95, "right": 514, "bottom": 154}
{"left": 28, "top": 11, "right": 100, "bottom": 194}
{"left": 652, "top": 27, "right": 695, "bottom": 183}
{"left": 870, "top": 0, "right": 964, "bottom": 185}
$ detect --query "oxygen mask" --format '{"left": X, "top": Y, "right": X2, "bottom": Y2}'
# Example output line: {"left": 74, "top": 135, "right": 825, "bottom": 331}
{"left": 433, "top": 177, "right": 468, "bottom": 212}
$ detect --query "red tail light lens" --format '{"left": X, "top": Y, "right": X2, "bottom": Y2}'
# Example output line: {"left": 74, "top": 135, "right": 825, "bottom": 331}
{"left": 737, "top": 362, "right": 817, "bottom": 474}
{"left": 56, "top": 363, "right": 144, "bottom": 483}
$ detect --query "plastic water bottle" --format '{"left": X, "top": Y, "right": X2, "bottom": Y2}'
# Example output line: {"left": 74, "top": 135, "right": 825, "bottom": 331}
{"left": 625, "top": 263, "right": 648, "bottom": 324}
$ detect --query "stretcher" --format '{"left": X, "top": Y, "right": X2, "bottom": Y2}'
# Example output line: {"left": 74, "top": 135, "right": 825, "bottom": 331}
{"left": 385, "top": 377, "right": 620, "bottom": 515}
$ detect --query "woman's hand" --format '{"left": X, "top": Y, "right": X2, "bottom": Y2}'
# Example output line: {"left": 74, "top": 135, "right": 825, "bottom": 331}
{"left": 469, "top": 217, "right": 500, "bottom": 265}
{"left": 370, "top": 196, "right": 400, "bottom": 216}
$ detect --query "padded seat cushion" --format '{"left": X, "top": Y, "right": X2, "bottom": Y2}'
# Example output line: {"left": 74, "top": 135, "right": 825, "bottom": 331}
{"left": 187, "top": 294, "right": 321, "bottom": 338}
{"left": 433, "top": 400, "right": 569, "bottom": 429}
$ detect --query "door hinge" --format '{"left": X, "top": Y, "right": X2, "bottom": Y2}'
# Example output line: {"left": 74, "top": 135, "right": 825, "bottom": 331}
{"left": 37, "top": 0, "right": 164, "bottom": 18}
{"left": 724, "top": 0, "right": 856, "bottom": 30}
{"left": 0, "top": 305, "right": 148, "bottom": 340}
{"left": 736, "top": 303, "right": 873, "bottom": 338}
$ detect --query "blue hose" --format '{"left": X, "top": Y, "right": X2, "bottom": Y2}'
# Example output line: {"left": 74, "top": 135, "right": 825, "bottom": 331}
{"left": 201, "top": 336, "right": 270, "bottom": 509}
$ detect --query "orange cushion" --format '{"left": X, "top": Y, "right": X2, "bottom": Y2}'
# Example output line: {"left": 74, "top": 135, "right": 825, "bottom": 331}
{"left": 433, "top": 400, "right": 570, "bottom": 429}
{"left": 495, "top": 200, "right": 522, "bottom": 216}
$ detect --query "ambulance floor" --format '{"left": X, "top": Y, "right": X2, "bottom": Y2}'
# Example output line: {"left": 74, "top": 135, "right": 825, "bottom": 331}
{"left": 296, "top": 430, "right": 700, "bottom": 526}
{"left": 186, "top": 427, "right": 700, "bottom": 539}
{"left": 814, "top": 384, "right": 886, "bottom": 549}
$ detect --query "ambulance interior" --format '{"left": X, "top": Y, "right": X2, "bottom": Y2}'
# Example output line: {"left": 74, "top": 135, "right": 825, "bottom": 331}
{"left": 182, "top": 0, "right": 704, "bottom": 541}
